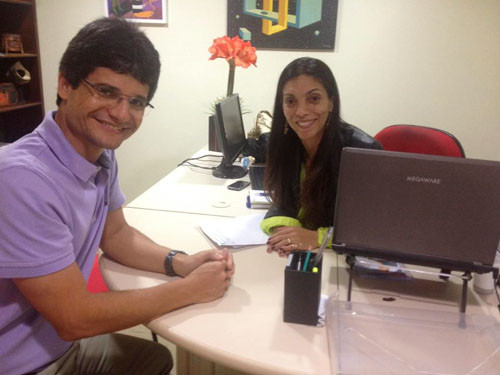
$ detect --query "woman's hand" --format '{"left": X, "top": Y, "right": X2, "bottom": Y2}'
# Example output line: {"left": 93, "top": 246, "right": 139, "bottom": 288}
{"left": 266, "top": 226, "right": 318, "bottom": 257}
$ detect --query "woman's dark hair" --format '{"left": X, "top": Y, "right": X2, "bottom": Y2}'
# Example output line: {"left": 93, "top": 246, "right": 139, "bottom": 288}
{"left": 57, "top": 17, "right": 160, "bottom": 106}
{"left": 265, "top": 57, "right": 343, "bottom": 229}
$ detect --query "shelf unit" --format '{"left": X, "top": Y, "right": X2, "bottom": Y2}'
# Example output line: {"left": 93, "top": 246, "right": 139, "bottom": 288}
{"left": 0, "top": 0, "right": 44, "bottom": 143}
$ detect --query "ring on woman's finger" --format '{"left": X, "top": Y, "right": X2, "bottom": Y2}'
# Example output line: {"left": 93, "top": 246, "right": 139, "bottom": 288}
{"left": 292, "top": 243, "right": 297, "bottom": 249}
{"left": 287, "top": 238, "right": 291, "bottom": 245}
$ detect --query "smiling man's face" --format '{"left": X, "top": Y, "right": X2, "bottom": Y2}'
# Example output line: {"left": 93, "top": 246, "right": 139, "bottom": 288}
{"left": 56, "top": 67, "right": 150, "bottom": 163}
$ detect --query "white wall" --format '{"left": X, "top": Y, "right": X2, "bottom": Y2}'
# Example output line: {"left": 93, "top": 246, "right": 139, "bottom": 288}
{"left": 37, "top": 0, "right": 500, "bottom": 202}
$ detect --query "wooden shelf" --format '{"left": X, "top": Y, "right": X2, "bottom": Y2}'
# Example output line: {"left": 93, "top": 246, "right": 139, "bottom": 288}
{"left": 0, "top": 0, "right": 43, "bottom": 142}
{"left": 0, "top": 53, "right": 37, "bottom": 58}
{"left": 0, "top": 101, "right": 42, "bottom": 113}
{"left": 0, "top": 1, "right": 33, "bottom": 6}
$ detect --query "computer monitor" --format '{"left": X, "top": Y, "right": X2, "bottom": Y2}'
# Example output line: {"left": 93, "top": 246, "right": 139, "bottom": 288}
{"left": 212, "top": 94, "right": 248, "bottom": 179}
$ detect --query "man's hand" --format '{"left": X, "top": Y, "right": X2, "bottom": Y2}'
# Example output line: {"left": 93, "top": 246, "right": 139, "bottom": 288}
{"left": 175, "top": 249, "right": 235, "bottom": 304}
{"left": 173, "top": 249, "right": 235, "bottom": 280}
{"left": 183, "top": 260, "right": 230, "bottom": 303}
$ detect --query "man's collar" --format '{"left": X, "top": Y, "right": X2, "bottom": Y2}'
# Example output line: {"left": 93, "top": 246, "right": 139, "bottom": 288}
{"left": 37, "top": 111, "right": 111, "bottom": 182}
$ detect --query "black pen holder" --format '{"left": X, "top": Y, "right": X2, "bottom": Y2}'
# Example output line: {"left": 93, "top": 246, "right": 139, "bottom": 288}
{"left": 284, "top": 251, "right": 323, "bottom": 326}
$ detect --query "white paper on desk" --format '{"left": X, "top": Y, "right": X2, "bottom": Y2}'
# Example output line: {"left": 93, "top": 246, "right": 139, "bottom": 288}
{"left": 199, "top": 213, "right": 269, "bottom": 247}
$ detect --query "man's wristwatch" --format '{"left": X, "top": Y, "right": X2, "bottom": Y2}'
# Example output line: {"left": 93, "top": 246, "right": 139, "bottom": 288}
{"left": 164, "top": 250, "right": 187, "bottom": 277}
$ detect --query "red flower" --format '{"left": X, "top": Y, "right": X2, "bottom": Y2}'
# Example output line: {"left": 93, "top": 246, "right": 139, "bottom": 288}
{"left": 209, "top": 35, "right": 257, "bottom": 97}
{"left": 209, "top": 36, "right": 257, "bottom": 68}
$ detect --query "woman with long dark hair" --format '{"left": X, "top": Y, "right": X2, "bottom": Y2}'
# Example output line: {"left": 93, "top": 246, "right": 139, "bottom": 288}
{"left": 262, "top": 57, "right": 382, "bottom": 255}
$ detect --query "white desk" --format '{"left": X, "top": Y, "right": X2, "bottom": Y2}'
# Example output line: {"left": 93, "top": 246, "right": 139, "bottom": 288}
{"left": 101, "top": 153, "right": 500, "bottom": 375}
{"left": 101, "top": 208, "right": 336, "bottom": 375}
{"left": 128, "top": 150, "right": 252, "bottom": 217}
{"left": 101, "top": 208, "right": 500, "bottom": 375}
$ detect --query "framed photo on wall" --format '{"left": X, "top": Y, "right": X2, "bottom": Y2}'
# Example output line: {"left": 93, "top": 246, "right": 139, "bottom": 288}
{"left": 228, "top": 0, "right": 339, "bottom": 50}
{"left": 105, "top": 0, "right": 168, "bottom": 24}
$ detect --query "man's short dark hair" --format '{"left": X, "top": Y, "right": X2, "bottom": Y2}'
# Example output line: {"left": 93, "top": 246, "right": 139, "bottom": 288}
{"left": 57, "top": 17, "right": 160, "bottom": 106}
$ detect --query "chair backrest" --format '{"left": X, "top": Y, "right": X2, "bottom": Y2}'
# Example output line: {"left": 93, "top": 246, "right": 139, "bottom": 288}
{"left": 87, "top": 254, "right": 108, "bottom": 293}
{"left": 374, "top": 125, "right": 465, "bottom": 158}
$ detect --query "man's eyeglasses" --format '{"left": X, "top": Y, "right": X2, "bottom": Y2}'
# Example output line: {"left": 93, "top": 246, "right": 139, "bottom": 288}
{"left": 81, "top": 79, "right": 154, "bottom": 113}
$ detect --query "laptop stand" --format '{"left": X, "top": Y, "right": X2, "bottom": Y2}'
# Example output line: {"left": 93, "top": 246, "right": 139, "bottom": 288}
{"left": 345, "top": 256, "right": 473, "bottom": 314}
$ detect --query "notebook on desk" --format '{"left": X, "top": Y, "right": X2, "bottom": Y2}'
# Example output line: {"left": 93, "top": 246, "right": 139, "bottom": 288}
{"left": 332, "top": 148, "right": 500, "bottom": 274}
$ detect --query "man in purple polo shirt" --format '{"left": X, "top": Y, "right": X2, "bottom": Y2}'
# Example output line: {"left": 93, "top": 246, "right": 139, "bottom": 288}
{"left": 0, "top": 18, "right": 234, "bottom": 375}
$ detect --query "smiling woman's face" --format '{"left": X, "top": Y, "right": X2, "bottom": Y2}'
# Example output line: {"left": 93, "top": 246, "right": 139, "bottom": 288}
{"left": 282, "top": 74, "right": 333, "bottom": 156}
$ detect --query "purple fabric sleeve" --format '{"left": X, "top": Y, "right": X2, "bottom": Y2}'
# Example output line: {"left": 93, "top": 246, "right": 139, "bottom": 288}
{"left": 0, "top": 166, "right": 75, "bottom": 278}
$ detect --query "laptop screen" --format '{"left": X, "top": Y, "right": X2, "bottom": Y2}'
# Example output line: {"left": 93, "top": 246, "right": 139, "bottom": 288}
{"left": 332, "top": 148, "right": 500, "bottom": 273}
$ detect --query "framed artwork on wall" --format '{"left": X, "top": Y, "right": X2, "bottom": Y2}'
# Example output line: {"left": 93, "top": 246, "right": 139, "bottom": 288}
{"left": 227, "top": 0, "right": 339, "bottom": 50}
{"left": 105, "top": 0, "right": 167, "bottom": 24}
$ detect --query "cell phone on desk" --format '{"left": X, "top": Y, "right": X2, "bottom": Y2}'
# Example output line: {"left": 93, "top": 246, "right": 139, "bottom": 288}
{"left": 227, "top": 180, "right": 251, "bottom": 191}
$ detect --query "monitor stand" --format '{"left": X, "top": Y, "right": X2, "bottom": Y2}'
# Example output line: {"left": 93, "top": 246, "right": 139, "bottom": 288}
{"left": 212, "top": 164, "right": 248, "bottom": 179}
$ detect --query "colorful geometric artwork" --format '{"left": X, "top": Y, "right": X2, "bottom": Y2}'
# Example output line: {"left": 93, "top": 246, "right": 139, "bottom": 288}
{"left": 228, "top": 0, "right": 338, "bottom": 50}
{"left": 105, "top": 0, "right": 167, "bottom": 24}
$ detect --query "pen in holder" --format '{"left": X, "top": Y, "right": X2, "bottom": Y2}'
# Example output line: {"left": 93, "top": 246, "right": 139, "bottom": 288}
{"left": 284, "top": 251, "right": 323, "bottom": 326}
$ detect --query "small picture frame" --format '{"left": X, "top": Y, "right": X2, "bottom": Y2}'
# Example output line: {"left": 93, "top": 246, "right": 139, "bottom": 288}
{"left": 0, "top": 83, "right": 19, "bottom": 107}
{"left": 105, "top": 0, "right": 167, "bottom": 25}
{"left": 2, "top": 34, "right": 24, "bottom": 55}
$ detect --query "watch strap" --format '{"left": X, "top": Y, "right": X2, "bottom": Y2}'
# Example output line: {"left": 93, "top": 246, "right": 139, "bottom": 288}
{"left": 164, "top": 250, "right": 187, "bottom": 276}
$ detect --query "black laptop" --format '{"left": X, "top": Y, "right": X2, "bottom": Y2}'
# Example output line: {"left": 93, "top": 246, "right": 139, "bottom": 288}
{"left": 332, "top": 148, "right": 500, "bottom": 275}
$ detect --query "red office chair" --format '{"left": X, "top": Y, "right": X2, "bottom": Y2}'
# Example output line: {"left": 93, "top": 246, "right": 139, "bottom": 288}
{"left": 374, "top": 124, "right": 465, "bottom": 158}
{"left": 87, "top": 255, "right": 108, "bottom": 293}
{"left": 87, "top": 254, "right": 159, "bottom": 342}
